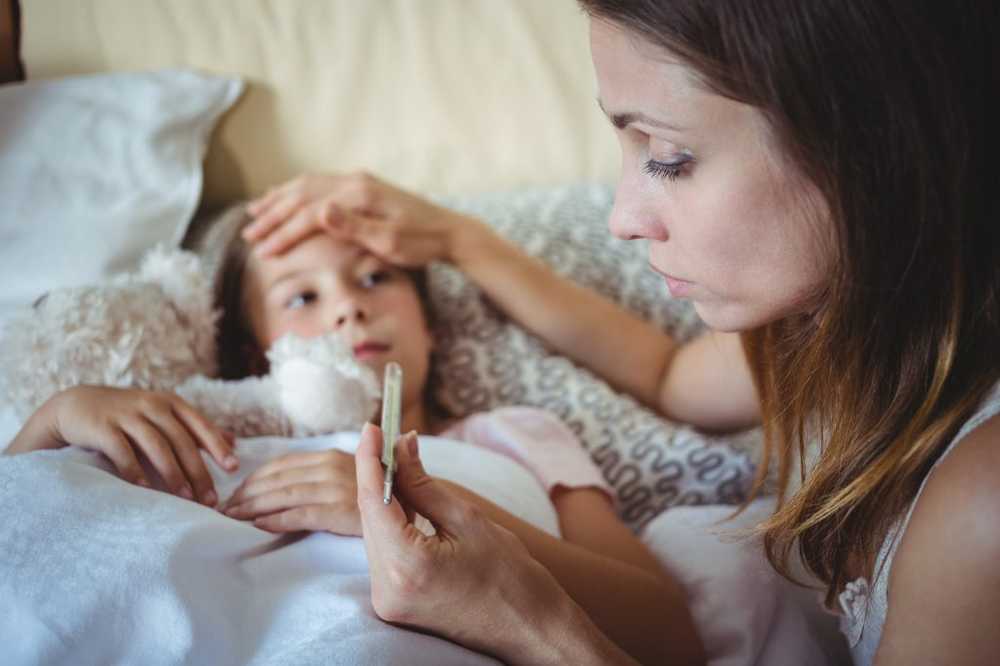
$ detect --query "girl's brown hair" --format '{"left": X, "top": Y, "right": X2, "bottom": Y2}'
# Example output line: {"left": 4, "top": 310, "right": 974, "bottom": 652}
{"left": 579, "top": 0, "right": 998, "bottom": 602}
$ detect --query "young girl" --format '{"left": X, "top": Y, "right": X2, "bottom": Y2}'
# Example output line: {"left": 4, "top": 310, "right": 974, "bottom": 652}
{"left": 5, "top": 205, "right": 700, "bottom": 665}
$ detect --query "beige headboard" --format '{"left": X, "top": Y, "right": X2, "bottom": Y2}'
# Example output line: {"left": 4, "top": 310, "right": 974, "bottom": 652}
{"left": 21, "top": 0, "right": 619, "bottom": 209}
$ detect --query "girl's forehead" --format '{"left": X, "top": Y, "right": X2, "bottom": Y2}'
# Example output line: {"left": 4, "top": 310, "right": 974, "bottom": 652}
{"left": 252, "top": 236, "right": 375, "bottom": 277}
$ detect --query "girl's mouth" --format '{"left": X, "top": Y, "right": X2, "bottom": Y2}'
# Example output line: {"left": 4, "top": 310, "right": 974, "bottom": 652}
{"left": 353, "top": 341, "right": 391, "bottom": 360}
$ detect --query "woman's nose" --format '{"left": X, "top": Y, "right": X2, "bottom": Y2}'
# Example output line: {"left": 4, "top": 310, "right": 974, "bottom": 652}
{"left": 608, "top": 173, "right": 669, "bottom": 242}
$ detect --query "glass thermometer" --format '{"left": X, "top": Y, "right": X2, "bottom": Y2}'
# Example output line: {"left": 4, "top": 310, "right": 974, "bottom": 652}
{"left": 380, "top": 362, "right": 403, "bottom": 505}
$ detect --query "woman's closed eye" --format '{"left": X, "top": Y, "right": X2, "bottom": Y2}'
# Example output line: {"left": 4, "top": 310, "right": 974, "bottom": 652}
{"left": 643, "top": 152, "right": 695, "bottom": 181}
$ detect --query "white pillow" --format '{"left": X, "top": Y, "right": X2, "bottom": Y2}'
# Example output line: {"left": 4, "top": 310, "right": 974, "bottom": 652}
{"left": 431, "top": 184, "right": 763, "bottom": 531}
{"left": 0, "top": 69, "right": 243, "bottom": 314}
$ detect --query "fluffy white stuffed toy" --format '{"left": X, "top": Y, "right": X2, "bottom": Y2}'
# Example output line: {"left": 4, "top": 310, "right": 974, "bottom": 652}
{"left": 0, "top": 247, "right": 380, "bottom": 437}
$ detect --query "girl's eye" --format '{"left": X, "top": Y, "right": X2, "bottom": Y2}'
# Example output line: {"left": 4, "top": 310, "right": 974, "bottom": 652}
{"left": 643, "top": 154, "right": 694, "bottom": 181}
{"left": 359, "top": 270, "right": 390, "bottom": 289}
{"left": 285, "top": 291, "right": 317, "bottom": 310}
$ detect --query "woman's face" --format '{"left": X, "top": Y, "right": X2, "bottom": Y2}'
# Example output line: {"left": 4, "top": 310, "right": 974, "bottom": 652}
{"left": 590, "top": 19, "right": 833, "bottom": 331}
{"left": 244, "top": 234, "right": 433, "bottom": 410}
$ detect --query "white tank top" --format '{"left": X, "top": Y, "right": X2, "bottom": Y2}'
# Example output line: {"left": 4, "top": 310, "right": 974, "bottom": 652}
{"left": 838, "top": 381, "right": 1000, "bottom": 664}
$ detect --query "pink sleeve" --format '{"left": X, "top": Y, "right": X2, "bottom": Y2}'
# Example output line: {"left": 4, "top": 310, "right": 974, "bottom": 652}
{"left": 443, "top": 407, "right": 614, "bottom": 504}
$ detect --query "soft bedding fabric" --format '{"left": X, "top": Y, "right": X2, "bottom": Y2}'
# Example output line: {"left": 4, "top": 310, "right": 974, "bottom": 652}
{"left": 643, "top": 501, "right": 851, "bottom": 665}
{"left": 0, "top": 433, "right": 557, "bottom": 665}
{"left": 0, "top": 69, "right": 242, "bottom": 313}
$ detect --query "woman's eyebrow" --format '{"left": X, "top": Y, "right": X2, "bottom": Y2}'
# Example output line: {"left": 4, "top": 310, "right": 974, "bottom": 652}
{"left": 596, "top": 97, "right": 686, "bottom": 132}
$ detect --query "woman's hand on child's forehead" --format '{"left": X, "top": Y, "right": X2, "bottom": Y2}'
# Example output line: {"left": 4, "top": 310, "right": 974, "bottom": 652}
{"left": 244, "top": 171, "right": 488, "bottom": 269}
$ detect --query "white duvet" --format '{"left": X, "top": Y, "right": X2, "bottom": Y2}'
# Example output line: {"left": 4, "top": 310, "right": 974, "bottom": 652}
{"left": 0, "top": 413, "right": 850, "bottom": 665}
{"left": 0, "top": 432, "right": 558, "bottom": 666}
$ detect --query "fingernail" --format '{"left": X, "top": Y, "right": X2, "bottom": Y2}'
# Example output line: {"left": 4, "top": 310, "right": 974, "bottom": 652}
{"left": 224, "top": 455, "right": 239, "bottom": 470}
{"left": 137, "top": 478, "right": 151, "bottom": 488}
{"left": 180, "top": 486, "right": 194, "bottom": 500}
{"left": 362, "top": 422, "right": 376, "bottom": 437}
{"left": 407, "top": 431, "right": 419, "bottom": 457}
{"left": 203, "top": 490, "right": 218, "bottom": 506}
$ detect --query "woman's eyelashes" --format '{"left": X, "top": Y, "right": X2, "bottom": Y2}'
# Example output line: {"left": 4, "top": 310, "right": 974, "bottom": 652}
{"left": 642, "top": 152, "right": 695, "bottom": 181}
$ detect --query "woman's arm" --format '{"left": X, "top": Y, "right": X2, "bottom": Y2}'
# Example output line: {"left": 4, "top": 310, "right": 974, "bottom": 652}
{"left": 245, "top": 173, "right": 759, "bottom": 432}
{"left": 451, "top": 225, "right": 759, "bottom": 431}
{"left": 442, "top": 479, "right": 705, "bottom": 666}
{"left": 551, "top": 488, "right": 664, "bottom": 575}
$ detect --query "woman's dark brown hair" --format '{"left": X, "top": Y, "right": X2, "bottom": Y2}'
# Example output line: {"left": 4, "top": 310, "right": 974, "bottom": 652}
{"left": 579, "top": 0, "right": 998, "bottom": 602}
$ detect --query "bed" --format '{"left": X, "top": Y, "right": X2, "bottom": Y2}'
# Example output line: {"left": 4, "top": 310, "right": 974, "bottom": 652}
{"left": 0, "top": 1, "right": 850, "bottom": 663}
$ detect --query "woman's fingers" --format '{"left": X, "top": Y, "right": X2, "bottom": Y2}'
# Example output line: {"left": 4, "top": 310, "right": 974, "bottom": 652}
{"left": 253, "top": 205, "right": 325, "bottom": 257}
{"left": 355, "top": 423, "right": 410, "bottom": 538}
{"left": 242, "top": 192, "right": 306, "bottom": 243}
{"left": 392, "top": 432, "right": 470, "bottom": 532}
{"left": 246, "top": 184, "right": 287, "bottom": 219}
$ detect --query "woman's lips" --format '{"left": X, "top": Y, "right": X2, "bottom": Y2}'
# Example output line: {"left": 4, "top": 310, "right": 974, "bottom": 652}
{"left": 649, "top": 263, "right": 695, "bottom": 297}
{"left": 353, "top": 341, "right": 390, "bottom": 360}
{"left": 664, "top": 276, "right": 694, "bottom": 297}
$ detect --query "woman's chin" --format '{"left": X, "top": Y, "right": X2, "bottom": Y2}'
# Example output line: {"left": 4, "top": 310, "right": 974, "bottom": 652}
{"left": 693, "top": 300, "right": 766, "bottom": 333}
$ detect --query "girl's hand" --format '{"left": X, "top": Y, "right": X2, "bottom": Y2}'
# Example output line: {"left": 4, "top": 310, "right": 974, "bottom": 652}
{"left": 221, "top": 449, "right": 362, "bottom": 536}
{"left": 243, "top": 172, "right": 491, "bottom": 267}
{"left": 354, "top": 424, "right": 632, "bottom": 664}
{"left": 9, "top": 385, "right": 237, "bottom": 506}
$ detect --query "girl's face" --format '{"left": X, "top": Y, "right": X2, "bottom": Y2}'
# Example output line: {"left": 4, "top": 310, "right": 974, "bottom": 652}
{"left": 244, "top": 234, "right": 433, "bottom": 411}
{"left": 590, "top": 19, "right": 833, "bottom": 331}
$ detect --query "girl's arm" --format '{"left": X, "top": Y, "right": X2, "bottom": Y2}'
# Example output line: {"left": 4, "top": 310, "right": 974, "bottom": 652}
{"left": 440, "top": 479, "right": 705, "bottom": 666}
{"left": 5, "top": 385, "right": 236, "bottom": 505}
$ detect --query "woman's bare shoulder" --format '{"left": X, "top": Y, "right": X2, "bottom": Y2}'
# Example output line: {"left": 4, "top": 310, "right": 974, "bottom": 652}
{"left": 878, "top": 412, "right": 1000, "bottom": 663}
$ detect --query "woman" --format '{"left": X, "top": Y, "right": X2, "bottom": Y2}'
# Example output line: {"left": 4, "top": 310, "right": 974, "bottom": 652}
{"left": 245, "top": 0, "right": 997, "bottom": 664}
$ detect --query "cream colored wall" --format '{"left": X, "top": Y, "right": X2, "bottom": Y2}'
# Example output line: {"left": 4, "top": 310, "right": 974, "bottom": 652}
{"left": 21, "top": 0, "right": 619, "bottom": 209}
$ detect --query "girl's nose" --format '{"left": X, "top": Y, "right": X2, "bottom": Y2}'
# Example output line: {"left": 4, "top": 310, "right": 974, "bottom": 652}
{"left": 333, "top": 301, "right": 369, "bottom": 329}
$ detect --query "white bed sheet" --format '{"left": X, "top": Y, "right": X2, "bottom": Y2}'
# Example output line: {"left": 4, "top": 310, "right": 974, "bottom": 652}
{"left": 0, "top": 432, "right": 558, "bottom": 665}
